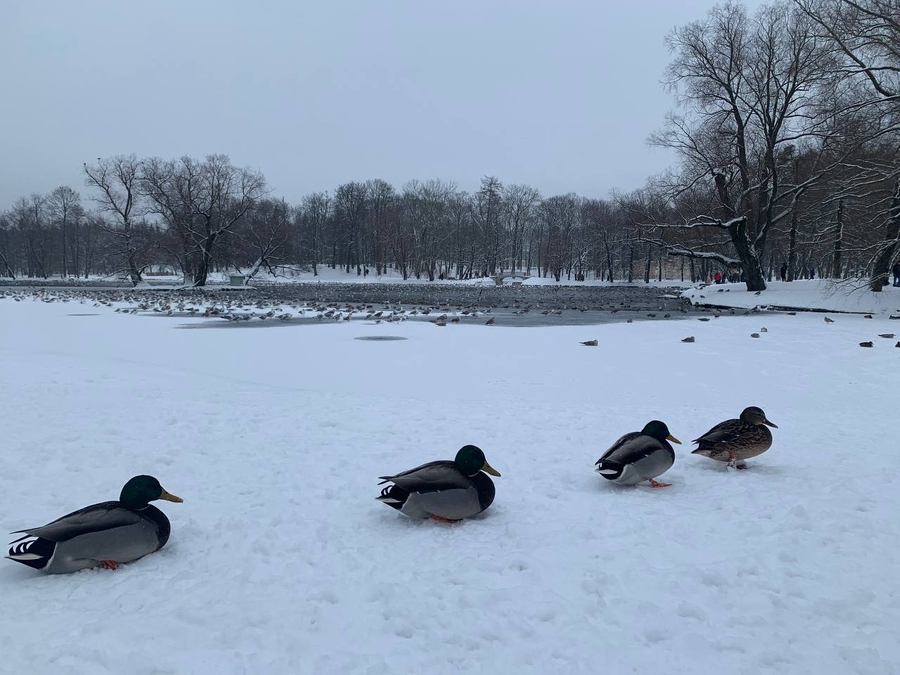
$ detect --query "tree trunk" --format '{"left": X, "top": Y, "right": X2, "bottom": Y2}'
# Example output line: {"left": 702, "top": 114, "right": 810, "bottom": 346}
{"left": 787, "top": 208, "right": 798, "bottom": 282}
{"left": 729, "top": 223, "right": 767, "bottom": 291}
{"left": 193, "top": 234, "right": 217, "bottom": 286}
{"left": 832, "top": 198, "right": 843, "bottom": 280}
{"left": 61, "top": 216, "right": 68, "bottom": 278}
{"left": 869, "top": 182, "right": 900, "bottom": 291}
{"left": 643, "top": 244, "right": 651, "bottom": 284}
{"left": 74, "top": 218, "right": 80, "bottom": 278}
{"left": 126, "top": 247, "right": 142, "bottom": 286}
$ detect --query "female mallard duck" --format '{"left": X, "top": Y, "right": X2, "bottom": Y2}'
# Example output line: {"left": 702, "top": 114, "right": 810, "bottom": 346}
{"left": 6, "top": 475, "right": 183, "bottom": 574}
{"left": 692, "top": 406, "right": 778, "bottom": 469}
{"left": 595, "top": 420, "right": 681, "bottom": 487}
{"left": 377, "top": 445, "right": 501, "bottom": 522}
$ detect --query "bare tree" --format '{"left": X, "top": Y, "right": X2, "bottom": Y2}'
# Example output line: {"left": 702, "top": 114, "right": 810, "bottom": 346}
{"left": 0, "top": 211, "right": 16, "bottom": 278}
{"left": 797, "top": 0, "right": 900, "bottom": 289}
{"left": 236, "top": 198, "right": 292, "bottom": 281}
{"left": 503, "top": 184, "right": 541, "bottom": 272}
{"left": 83, "top": 155, "right": 150, "bottom": 285}
{"left": 365, "top": 179, "right": 395, "bottom": 275}
{"left": 299, "top": 192, "right": 330, "bottom": 275}
{"left": 190, "top": 155, "right": 266, "bottom": 286}
{"left": 474, "top": 176, "right": 504, "bottom": 275}
{"left": 47, "top": 186, "right": 81, "bottom": 278}
{"left": 650, "top": 1, "right": 837, "bottom": 290}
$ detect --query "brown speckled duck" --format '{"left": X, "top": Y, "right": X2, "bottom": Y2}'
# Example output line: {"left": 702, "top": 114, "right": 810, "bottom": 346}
{"left": 691, "top": 406, "right": 777, "bottom": 470}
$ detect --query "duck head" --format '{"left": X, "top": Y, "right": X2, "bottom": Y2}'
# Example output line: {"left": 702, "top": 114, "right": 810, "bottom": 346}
{"left": 641, "top": 420, "right": 682, "bottom": 445}
{"left": 739, "top": 407, "right": 778, "bottom": 428}
{"left": 120, "top": 475, "right": 184, "bottom": 509}
{"left": 455, "top": 445, "right": 501, "bottom": 477}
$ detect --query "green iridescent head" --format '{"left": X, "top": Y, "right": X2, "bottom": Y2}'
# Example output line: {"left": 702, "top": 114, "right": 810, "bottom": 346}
{"left": 454, "top": 445, "right": 501, "bottom": 477}
{"left": 119, "top": 475, "right": 184, "bottom": 509}
{"left": 641, "top": 420, "right": 682, "bottom": 445}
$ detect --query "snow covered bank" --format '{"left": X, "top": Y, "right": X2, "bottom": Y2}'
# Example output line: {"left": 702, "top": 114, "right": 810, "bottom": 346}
{"left": 1, "top": 297, "right": 897, "bottom": 674}
{"left": 682, "top": 279, "right": 900, "bottom": 316}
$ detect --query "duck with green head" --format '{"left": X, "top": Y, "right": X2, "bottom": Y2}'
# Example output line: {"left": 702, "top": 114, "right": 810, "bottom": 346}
{"left": 7, "top": 475, "right": 183, "bottom": 574}
{"left": 692, "top": 406, "right": 777, "bottom": 469}
{"left": 377, "top": 445, "right": 501, "bottom": 522}
{"left": 595, "top": 420, "right": 681, "bottom": 487}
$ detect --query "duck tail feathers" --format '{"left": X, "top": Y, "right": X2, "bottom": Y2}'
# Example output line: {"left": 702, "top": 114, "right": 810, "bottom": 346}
{"left": 6, "top": 537, "right": 53, "bottom": 570}
{"left": 376, "top": 484, "right": 408, "bottom": 511}
{"left": 595, "top": 460, "right": 624, "bottom": 480}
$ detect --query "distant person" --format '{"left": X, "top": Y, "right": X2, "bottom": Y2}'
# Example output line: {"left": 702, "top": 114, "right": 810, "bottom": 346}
{"left": 893, "top": 261, "right": 900, "bottom": 287}
{"left": 714, "top": 271, "right": 722, "bottom": 284}
{"left": 780, "top": 262, "right": 787, "bottom": 282}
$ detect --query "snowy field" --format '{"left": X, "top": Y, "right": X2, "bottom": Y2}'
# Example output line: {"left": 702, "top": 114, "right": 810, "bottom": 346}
{"left": 683, "top": 278, "right": 900, "bottom": 315}
{"left": 1, "top": 293, "right": 898, "bottom": 674}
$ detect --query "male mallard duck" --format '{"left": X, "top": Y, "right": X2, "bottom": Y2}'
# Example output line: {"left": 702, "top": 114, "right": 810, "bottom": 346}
{"left": 595, "top": 420, "right": 681, "bottom": 487}
{"left": 691, "top": 406, "right": 777, "bottom": 469}
{"left": 6, "top": 475, "right": 183, "bottom": 574}
{"left": 377, "top": 445, "right": 500, "bottom": 522}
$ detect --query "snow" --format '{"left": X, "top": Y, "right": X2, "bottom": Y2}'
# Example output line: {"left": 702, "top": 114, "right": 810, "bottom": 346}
{"left": 1, "top": 294, "right": 898, "bottom": 674}
{"left": 683, "top": 279, "right": 900, "bottom": 315}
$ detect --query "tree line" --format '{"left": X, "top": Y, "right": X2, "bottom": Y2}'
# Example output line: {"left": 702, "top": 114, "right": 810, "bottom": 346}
{"left": 1, "top": 0, "right": 898, "bottom": 291}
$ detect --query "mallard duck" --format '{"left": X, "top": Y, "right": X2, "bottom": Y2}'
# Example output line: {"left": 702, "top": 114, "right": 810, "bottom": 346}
{"left": 377, "top": 445, "right": 500, "bottom": 522}
{"left": 595, "top": 420, "right": 681, "bottom": 487}
{"left": 6, "top": 475, "right": 183, "bottom": 574}
{"left": 691, "top": 406, "right": 778, "bottom": 469}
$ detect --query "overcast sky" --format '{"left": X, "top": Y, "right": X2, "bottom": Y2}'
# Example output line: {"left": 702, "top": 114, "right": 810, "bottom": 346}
{"left": 1, "top": 0, "right": 764, "bottom": 208}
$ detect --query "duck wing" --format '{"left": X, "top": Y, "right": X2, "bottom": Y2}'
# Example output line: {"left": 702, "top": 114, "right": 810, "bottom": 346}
{"left": 10, "top": 502, "right": 146, "bottom": 544}
{"left": 378, "top": 460, "right": 471, "bottom": 493}
{"left": 597, "top": 432, "right": 643, "bottom": 463}
{"left": 692, "top": 419, "right": 745, "bottom": 445}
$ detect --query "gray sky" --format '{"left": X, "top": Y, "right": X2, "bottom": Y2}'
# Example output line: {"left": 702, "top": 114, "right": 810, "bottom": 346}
{"left": 1, "top": 0, "right": 763, "bottom": 208}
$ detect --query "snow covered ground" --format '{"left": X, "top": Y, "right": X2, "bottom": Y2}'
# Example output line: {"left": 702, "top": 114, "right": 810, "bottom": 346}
{"left": 683, "top": 278, "right": 900, "bottom": 316}
{"left": 1, "top": 294, "right": 898, "bottom": 674}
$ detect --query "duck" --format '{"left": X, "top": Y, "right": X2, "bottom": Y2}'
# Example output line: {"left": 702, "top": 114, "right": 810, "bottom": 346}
{"left": 595, "top": 420, "right": 681, "bottom": 487}
{"left": 6, "top": 475, "right": 183, "bottom": 574}
{"left": 691, "top": 406, "right": 778, "bottom": 469}
{"left": 377, "top": 445, "right": 500, "bottom": 522}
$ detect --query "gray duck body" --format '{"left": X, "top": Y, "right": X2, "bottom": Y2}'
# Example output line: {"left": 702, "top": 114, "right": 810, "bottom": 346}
{"left": 377, "top": 460, "right": 496, "bottom": 521}
{"left": 596, "top": 432, "right": 676, "bottom": 486}
{"left": 7, "top": 501, "right": 172, "bottom": 574}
